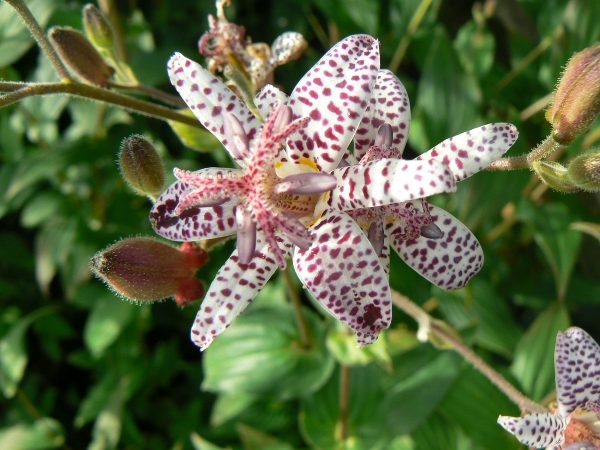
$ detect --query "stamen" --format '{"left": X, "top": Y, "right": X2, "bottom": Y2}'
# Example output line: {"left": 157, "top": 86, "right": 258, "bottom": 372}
{"left": 367, "top": 220, "right": 385, "bottom": 256}
{"left": 420, "top": 222, "right": 444, "bottom": 239}
{"left": 280, "top": 216, "right": 313, "bottom": 250}
{"left": 272, "top": 104, "right": 293, "bottom": 133}
{"left": 175, "top": 193, "right": 230, "bottom": 214}
{"left": 375, "top": 124, "right": 393, "bottom": 147}
{"left": 273, "top": 172, "right": 336, "bottom": 195}
{"left": 235, "top": 206, "right": 256, "bottom": 264}
{"left": 223, "top": 113, "right": 249, "bottom": 160}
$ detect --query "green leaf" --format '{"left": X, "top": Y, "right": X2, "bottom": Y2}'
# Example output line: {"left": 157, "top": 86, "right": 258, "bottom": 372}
{"left": 87, "top": 377, "right": 130, "bottom": 450}
{"left": 237, "top": 424, "right": 295, "bottom": 450}
{"left": 516, "top": 200, "right": 582, "bottom": 300}
{"left": 203, "top": 306, "right": 333, "bottom": 399}
{"left": 326, "top": 325, "right": 392, "bottom": 371}
{"left": 190, "top": 433, "right": 229, "bottom": 450}
{"left": 0, "top": 418, "right": 64, "bottom": 450}
{"left": 35, "top": 219, "right": 76, "bottom": 294}
{"left": 75, "top": 373, "right": 120, "bottom": 428}
{"left": 510, "top": 303, "right": 570, "bottom": 401}
{"left": 210, "top": 391, "right": 257, "bottom": 426}
{"left": 20, "top": 192, "right": 64, "bottom": 228}
{"left": 168, "top": 111, "right": 223, "bottom": 153}
{"left": 454, "top": 21, "right": 495, "bottom": 77}
{"left": 411, "top": 413, "right": 467, "bottom": 450}
{"left": 571, "top": 221, "right": 600, "bottom": 242}
{"left": 83, "top": 292, "right": 137, "bottom": 358}
{"left": 0, "top": 0, "right": 55, "bottom": 67}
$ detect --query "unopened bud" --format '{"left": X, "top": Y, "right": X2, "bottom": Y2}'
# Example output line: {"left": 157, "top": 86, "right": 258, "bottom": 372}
{"left": 567, "top": 151, "right": 600, "bottom": 192}
{"left": 82, "top": 4, "right": 115, "bottom": 51}
{"left": 546, "top": 43, "right": 600, "bottom": 144}
{"left": 118, "top": 135, "right": 165, "bottom": 197}
{"left": 269, "top": 32, "right": 308, "bottom": 67}
{"left": 49, "top": 27, "right": 114, "bottom": 86}
{"left": 531, "top": 161, "right": 578, "bottom": 193}
{"left": 90, "top": 238, "right": 207, "bottom": 305}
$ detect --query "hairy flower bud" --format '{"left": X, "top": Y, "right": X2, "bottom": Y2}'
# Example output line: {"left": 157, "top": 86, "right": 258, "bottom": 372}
{"left": 82, "top": 4, "right": 115, "bottom": 51}
{"left": 546, "top": 43, "right": 600, "bottom": 144}
{"left": 118, "top": 135, "right": 165, "bottom": 197}
{"left": 567, "top": 151, "right": 600, "bottom": 192}
{"left": 90, "top": 238, "right": 208, "bottom": 306}
{"left": 49, "top": 27, "right": 114, "bottom": 86}
{"left": 531, "top": 161, "right": 578, "bottom": 193}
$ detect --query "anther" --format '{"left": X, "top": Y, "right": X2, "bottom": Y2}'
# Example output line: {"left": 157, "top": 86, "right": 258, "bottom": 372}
{"left": 420, "top": 222, "right": 444, "bottom": 239}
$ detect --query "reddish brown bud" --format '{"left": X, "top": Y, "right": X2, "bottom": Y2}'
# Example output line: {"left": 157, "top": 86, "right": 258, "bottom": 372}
{"left": 48, "top": 26, "right": 114, "bottom": 86}
{"left": 90, "top": 237, "right": 207, "bottom": 304}
{"left": 547, "top": 43, "right": 600, "bottom": 144}
{"left": 118, "top": 135, "right": 165, "bottom": 197}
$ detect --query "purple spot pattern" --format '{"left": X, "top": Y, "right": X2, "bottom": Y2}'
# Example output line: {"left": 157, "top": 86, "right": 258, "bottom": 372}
{"left": 354, "top": 69, "right": 411, "bottom": 160}
{"left": 556, "top": 327, "right": 600, "bottom": 416}
{"left": 293, "top": 210, "right": 391, "bottom": 345}
{"left": 286, "top": 34, "right": 380, "bottom": 172}
{"left": 269, "top": 32, "right": 306, "bottom": 67}
{"left": 497, "top": 413, "right": 567, "bottom": 448}
{"left": 167, "top": 52, "right": 260, "bottom": 167}
{"left": 255, "top": 84, "right": 288, "bottom": 118}
{"left": 191, "top": 234, "right": 289, "bottom": 350}
{"left": 150, "top": 169, "right": 238, "bottom": 241}
{"left": 390, "top": 204, "right": 484, "bottom": 290}
{"left": 329, "top": 158, "right": 456, "bottom": 211}
{"left": 418, "top": 123, "right": 519, "bottom": 182}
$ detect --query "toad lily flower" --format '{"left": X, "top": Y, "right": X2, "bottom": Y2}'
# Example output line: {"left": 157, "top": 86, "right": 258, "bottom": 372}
{"left": 498, "top": 327, "right": 600, "bottom": 449}
{"left": 329, "top": 69, "right": 518, "bottom": 289}
{"left": 151, "top": 35, "right": 389, "bottom": 349}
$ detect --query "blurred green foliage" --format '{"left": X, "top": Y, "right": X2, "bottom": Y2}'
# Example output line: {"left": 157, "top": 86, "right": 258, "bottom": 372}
{"left": 0, "top": 0, "right": 599, "bottom": 449}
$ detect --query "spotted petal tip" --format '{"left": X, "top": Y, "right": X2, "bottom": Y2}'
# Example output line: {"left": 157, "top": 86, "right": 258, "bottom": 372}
{"left": 497, "top": 413, "right": 566, "bottom": 448}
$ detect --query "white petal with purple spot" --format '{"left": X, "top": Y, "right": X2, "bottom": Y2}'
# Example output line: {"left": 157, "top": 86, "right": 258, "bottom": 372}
{"left": 254, "top": 84, "right": 288, "bottom": 119}
{"left": 497, "top": 413, "right": 566, "bottom": 448}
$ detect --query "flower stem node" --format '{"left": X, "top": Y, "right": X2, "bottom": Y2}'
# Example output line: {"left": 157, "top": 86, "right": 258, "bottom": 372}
{"left": 48, "top": 26, "right": 114, "bottom": 86}
{"left": 532, "top": 160, "right": 579, "bottom": 193}
{"left": 568, "top": 151, "right": 600, "bottom": 192}
{"left": 119, "top": 134, "right": 166, "bottom": 197}
{"left": 90, "top": 237, "right": 208, "bottom": 305}
{"left": 547, "top": 43, "right": 600, "bottom": 144}
{"left": 82, "top": 4, "right": 115, "bottom": 52}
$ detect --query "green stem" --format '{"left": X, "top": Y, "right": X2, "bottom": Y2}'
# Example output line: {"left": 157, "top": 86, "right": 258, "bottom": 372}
{"left": 339, "top": 365, "right": 350, "bottom": 440}
{"left": 0, "top": 81, "right": 203, "bottom": 128}
{"left": 389, "top": 0, "right": 433, "bottom": 72}
{"left": 282, "top": 266, "right": 311, "bottom": 348}
{"left": 487, "top": 134, "right": 564, "bottom": 171}
{"left": 4, "top": 0, "right": 71, "bottom": 80}
{"left": 109, "top": 82, "right": 185, "bottom": 107}
{"left": 391, "top": 290, "right": 544, "bottom": 414}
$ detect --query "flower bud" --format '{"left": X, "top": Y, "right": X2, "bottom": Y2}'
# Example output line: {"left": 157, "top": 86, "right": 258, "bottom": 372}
{"left": 82, "top": 4, "right": 115, "bottom": 52}
{"left": 567, "top": 151, "right": 600, "bottom": 192}
{"left": 546, "top": 43, "right": 600, "bottom": 144}
{"left": 48, "top": 27, "right": 114, "bottom": 86}
{"left": 531, "top": 161, "right": 578, "bottom": 193}
{"left": 90, "top": 238, "right": 208, "bottom": 305}
{"left": 118, "top": 135, "right": 165, "bottom": 197}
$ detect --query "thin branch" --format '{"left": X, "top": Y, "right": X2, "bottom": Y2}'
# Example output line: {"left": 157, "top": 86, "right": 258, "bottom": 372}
{"left": 108, "top": 82, "right": 186, "bottom": 107}
{"left": 4, "top": 0, "right": 71, "bottom": 80}
{"left": 487, "top": 134, "right": 564, "bottom": 171}
{"left": 282, "top": 266, "right": 311, "bottom": 349}
{"left": 0, "top": 81, "right": 203, "bottom": 128}
{"left": 391, "top": 290, "right": 545, "bottom": 414}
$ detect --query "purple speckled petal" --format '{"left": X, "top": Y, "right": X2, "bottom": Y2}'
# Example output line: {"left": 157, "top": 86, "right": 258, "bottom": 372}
{"left": 417, "top": 123, "right": 518, "bottom": 181}
{"left": 269, "top": 32, "right": 307, "bottom": 67}
{"left": 150, "top": 169, "right": 238, "bottom": 241}
{"left": 555, "top": 327, "right": 600, "bottom": 416}
{"left": 497, "top": 413, "right": 566, "bottom": 448}
{"left": 190, "top": 234, "right": 291, "bottom": 350}
{"left": 167, "top": 52, "right": 260, "bottom": 167}
{"left": 390, "top": 204, "right": 483, "bottom": 290}
{"left": 354, "top": 69, "right": 411, "bottom": 160}
{"left": 293, "top": 210, "right": 391, "bottom": 346}
{"left": 329, "top": 159, "right": 456, "bottom": 211}
{"left": 254, "top": 84, "right": 288, "bottom": 119}
{"left": 287, "top": 34, "right": 380, "bottom": 172}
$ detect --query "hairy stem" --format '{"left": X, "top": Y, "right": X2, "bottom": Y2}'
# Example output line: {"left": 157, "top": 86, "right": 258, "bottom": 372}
{"left": 109, "top": 82, "right": 185, "bottom": 107}
{"left": 487, "top": 134, "right": 564, "bottom": 171}
{"left": 4, "top": 0, "right": 71, "bottom": 80}
{"left": 339, "top": 365, "right": 350, "bottom": 440}
{"left": 0, "top": 82, "right": 202, "bottom": 128}
{"left": 283, "top": 266, "right": 311, "bottom": 348}
{"left": 391, "top": 290, "right": 545, "bottom": 414}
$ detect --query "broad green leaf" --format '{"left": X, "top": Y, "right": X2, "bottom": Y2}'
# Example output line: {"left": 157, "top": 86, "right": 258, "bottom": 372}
{"left": 0, "top": 418, "right": 64, "bottom": 450}
{"left": 75, "top": 373, "right": 120, "bottom": 428}
{"left": 0, "top": 0, "right": 55, "bottom": 67}
{"left": 87, "top": 377, "right": 130, "bottom": 450}
{"left": 237, "top": 424, "right": 294, "bottom": 450}
{"left": 210, "top": 392, "right": 257, "bottom": 426}
{"left": 83, "top": 292, "right": 136, "bottom": 358}
{"left": 411, "top": 413, "right": 467, "bottom": 450}
{"left": 326, "top": 325, "right": 392, "bottom": 371}
{"left": 510, "top": 303, "right": 570, "bottom": 401}
{"left": 190, "top": 433, "right": 229, "bottom": 450}
{"left": 20, "top": 192, "right": 64, "bottom": 228}
{"left": 35, "top": 219, "right": 76, "bottom": 294}
{"left": 338, "top": 0, "right": 379, "bottom": 34}
{"left": 203, "top": 306, "right": 333, "bottom": 399}
{"left": 168, "top": 111, "right": 222, "bottom": 153}
{"left": 454, "top": 21, "right": 495, "bottom": 77}
{"left": 516, "top": 200, "right": 582, "bottom": 300}
{"left": 439, "top": 367, "right": 520, "bottom": 450}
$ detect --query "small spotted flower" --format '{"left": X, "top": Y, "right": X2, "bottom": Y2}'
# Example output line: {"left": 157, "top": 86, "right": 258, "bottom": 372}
{"left": 498, "top": 327, "right": 600, "bottom": 450}
{"left": 151, "top": 35, "right": 388, "bottom": 349}
{"left": 329, "top": 69, "right": 519, "bottom": 289}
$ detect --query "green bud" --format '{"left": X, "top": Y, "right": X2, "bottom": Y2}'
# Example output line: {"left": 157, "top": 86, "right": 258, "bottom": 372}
{"left": 118, "top": 135, "right": 165, "bottom": 197}
{"left": 90, "top": 238, "right": 207, "bottom": 305}
{"left": 567, "top": 151, "right": 600, "bottom": 192}
{"left": 49, "top": 26, "right": 114, "bottom": 87}
{"left": 82, "top": 4, "right": 115, "bottom": 51}
{"left": 546, "top": 43, "right": 600, "bottom": 144}
{"left": 531, "top": 160, "right": 578, "bottom": 193}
